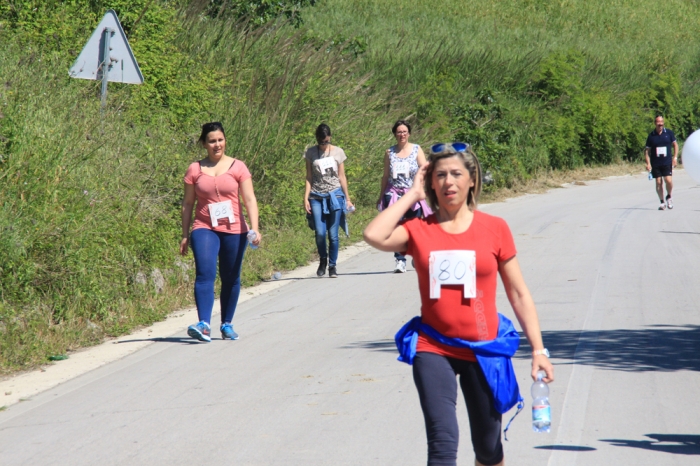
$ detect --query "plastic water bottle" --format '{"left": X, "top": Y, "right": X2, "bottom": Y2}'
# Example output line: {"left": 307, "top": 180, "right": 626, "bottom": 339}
{"left": 532, "top": 371, "right": 551, "bottom": 433}
{"left": 247, "top": 230, "right": 258, "bottom": 250}
{"left": 648, "top": 171, "right": 653, "bottom": 181}
{"left": 347, "top": 205, "right": 355, "bottom": 213}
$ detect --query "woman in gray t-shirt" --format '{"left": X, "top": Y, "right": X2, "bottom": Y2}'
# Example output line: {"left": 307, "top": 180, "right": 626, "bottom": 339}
{"left": 304, "top": 124, "right": 354, "bottom": 278}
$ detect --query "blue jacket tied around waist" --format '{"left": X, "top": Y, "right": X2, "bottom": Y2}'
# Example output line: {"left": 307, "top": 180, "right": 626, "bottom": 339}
{"left": 305, "top": 188, "right": 349, "bottom": 237}
{"left": 395, "top": 313, "right": 523, "bottom": 414}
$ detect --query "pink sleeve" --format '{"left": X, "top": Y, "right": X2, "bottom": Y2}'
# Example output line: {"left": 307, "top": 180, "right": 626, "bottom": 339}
{"left": 184, "top": 162, "right": 199, "bottom": 185}
{"left": 497, "top": 218, "right": 517, "bottom": 262}
{"left": 233, "top": 161, "right": 252, "bottom": 182}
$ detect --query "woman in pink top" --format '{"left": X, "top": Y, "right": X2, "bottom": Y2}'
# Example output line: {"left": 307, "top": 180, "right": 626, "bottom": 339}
{"left": 180, "top": 122, "right": 261, "bottom": 342}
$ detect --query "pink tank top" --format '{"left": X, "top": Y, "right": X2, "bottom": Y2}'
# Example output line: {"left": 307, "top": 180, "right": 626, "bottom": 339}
{"left": 184, "top": 159, "right": 252, "bottom": 234}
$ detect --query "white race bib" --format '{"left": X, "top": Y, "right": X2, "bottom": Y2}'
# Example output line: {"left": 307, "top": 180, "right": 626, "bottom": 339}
{"left": 429, "top": 250, "right": 476, "bottom": 299}
{"left": 392, "top": 161, "right": 410, "bottom": 179}
{"left": 656, "top": 146, "right": 667, "bottom": 157}
{"left": 317, "top": 157, "right": 338, "bottom": 175}
{"left": 208, "top": 200, "right": 234, "bottom": 227}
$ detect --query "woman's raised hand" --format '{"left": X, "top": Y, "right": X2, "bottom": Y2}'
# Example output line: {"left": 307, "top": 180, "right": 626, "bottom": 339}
{"left": 409, "top": 162, "right": 429, "bottom": 200}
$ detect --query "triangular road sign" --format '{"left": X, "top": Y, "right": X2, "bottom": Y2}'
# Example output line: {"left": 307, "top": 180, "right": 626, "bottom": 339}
{"left": 69, "top": 10, "right": 144, "bottom": 84}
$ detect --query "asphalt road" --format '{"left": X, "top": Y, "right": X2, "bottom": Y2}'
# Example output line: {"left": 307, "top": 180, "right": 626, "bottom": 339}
{"left": 1, "top": 171, "right": 699, "bottom": 465}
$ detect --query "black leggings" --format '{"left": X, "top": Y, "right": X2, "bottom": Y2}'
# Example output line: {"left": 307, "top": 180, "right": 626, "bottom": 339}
{"left": 413, "top": 352, "right": 503, "bottom": 466}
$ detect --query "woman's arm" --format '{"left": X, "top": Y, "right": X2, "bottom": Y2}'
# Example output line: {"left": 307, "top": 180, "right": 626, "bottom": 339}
{"left": 363, "top": 162, "right": 427, "bottom": 252}
{"left": 240, "top": 177, "right": 261, "bottom": 246}
{"left": 499, "top": 256, "right": 554, "bottom": 383}
{"left": 304, "top": 158, "right": 313, "bottom": 214}
{"left": 338, "top": 162, "right": 353, "bottom": 209}
{"left": 377, "top": 149, "right": 391, "bottom": 207}
{"left": 180, "top": 182, "right": 196, "bottom": 255}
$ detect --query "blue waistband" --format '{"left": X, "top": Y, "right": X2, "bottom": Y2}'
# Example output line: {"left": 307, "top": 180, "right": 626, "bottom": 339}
{"left": 395, "top": 313, "right": 524, "bottom": 415}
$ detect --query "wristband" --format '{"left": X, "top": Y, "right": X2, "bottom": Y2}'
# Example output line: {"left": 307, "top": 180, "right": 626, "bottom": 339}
{"left": 532, "top": 348, "right": 550, "bottom": 357}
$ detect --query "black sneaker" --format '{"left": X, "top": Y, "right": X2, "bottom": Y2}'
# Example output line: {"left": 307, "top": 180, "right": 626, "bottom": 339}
{"left": 317, "top": 257, "right": 327, "bottom": 277}
{"left": 328, "top": 266, "right": 338, "bottom": 278}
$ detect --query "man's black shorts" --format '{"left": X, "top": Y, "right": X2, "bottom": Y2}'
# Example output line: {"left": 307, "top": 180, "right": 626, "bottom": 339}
{"left": 652, "top": 165, "right": 672, "bottom": 178}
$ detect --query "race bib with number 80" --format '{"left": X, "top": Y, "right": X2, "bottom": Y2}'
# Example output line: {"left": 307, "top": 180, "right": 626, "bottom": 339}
{"left": 392, "top": 161, "right": 410, "bottom": 179}
{"left": 317, "top": 157, "right": 338, "bottom": 175}
{"left": 429, "top": 250, "right": 476, "bottom": 299}
{"left": 208, "top": 200, "right": 235, "bottom": 227}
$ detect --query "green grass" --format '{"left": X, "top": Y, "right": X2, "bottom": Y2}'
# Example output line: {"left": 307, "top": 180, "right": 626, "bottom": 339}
{"left": 302, "top": 0, "right": 700, "bottom": 179}
{"left": 2, "top": 0, "right": 700, "bottom": 374}
{"left": 0, "top": 2, "right": 396, "bottom": 374}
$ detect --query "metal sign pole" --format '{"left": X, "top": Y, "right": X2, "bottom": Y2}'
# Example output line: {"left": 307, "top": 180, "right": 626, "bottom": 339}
{"left": 100, "top": 28, "right": 112, "bottom": 109}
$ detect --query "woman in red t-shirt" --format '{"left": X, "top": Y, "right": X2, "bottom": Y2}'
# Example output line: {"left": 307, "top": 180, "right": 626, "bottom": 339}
{"left": 364, "top": 143, "right": 553, "bottom": 466}
{"left": 180, "top": 122, "right": 261, "bottom": 342}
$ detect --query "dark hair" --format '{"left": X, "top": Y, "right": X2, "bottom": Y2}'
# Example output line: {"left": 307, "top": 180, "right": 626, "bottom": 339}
{"left": 198, "top": 122, "right": 226, "bottom": 144}
{"left": 315, "top": 123, "right": 332, "bottom": 142}
{"left": 392, "top": 120, "right": 411, "bottom": 135}
{"left": 424, "top": 145, "right": 482, "bottom": 211}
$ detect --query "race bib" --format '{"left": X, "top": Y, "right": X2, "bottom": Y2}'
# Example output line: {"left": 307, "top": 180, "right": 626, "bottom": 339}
{"left": 392, "top": 161, "right": 410, "bottom": 179}
{"left": 657, "top": 146, "right": 667, "bottom": 157}
{"left": 208, "top": 200, "right": 234, "bottom": 227}
{"left": 429, "top": 250, "right": 476, "bottom": 299}
{"left": 317, "top": 157, "right": 338, "bottom": 175}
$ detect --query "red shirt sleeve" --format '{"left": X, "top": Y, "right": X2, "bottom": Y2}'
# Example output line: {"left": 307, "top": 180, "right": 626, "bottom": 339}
{"left": 496, "top": 217, "right": 517, "bottom": 262}
{"left": 402, "top": 217, "right": 421, "bottom": 258}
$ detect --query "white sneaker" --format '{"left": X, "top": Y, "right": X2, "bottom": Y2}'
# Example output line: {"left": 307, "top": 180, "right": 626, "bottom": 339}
{"left": 659, "top": 202, "right": 666, "bottom": 211}
{"left": 666, "top": 196, "right": 673, "bottom": 209}
{"left": 394, "top": 260, "right": 406, "bottom": 273}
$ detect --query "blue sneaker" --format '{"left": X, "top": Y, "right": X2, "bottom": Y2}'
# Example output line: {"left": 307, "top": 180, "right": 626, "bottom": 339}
{"left": 187, "top": 321, "right": 211, "bottom": 342}
{"left": 220, "top": 323, "right": 239, "bottom": 340}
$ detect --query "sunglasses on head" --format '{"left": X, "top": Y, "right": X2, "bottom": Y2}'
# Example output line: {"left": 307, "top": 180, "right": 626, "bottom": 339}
{"left": 431, "top": 142, "right": 469, "bottom": 154}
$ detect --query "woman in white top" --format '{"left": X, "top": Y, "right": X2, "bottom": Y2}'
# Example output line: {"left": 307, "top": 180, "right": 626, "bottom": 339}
{"left": 377, "top": 120, "right": 430, "bottom": 273}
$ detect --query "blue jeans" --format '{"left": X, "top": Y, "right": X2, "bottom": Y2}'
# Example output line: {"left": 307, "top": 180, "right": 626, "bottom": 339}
{"left": 310, "top": 198, "right": 342, "bottom": 266}
{"left": 383, "top": 193, "right": 422, "bottom": 263}
{"left": 190, "top": 228, "right": 247, "bottom": 325}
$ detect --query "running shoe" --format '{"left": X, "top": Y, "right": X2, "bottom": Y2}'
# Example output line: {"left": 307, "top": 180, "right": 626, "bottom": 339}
{"left": 220, "top": 323, "right": 239, "bottom": 340}
{"left": 187, "top": 321, "right": 211, "bottom": 342}
{"left": 666, "top": 195, "right": 673, "bottom": 209}
{"left": 329, "top": 266, "right": 338, "bottom": 278}
{"left": 394, "top": 260, "right": 406, "bottom": 273}
{"left": 659, "top": 202, "right": 666, "bottom": 211}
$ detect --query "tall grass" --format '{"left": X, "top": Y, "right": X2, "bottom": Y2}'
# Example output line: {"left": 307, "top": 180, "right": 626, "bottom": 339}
{"left": 302, "top": 0, "right": 700, "bottom": 182}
